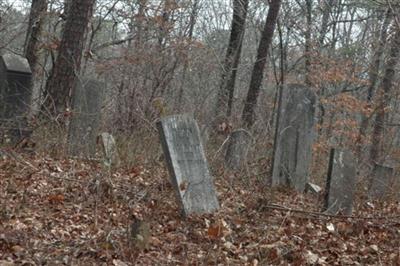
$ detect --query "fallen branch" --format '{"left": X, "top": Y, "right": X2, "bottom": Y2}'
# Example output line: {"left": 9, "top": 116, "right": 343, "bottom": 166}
{"left": 262, "top": 203, "right": 400, "bottom": 221}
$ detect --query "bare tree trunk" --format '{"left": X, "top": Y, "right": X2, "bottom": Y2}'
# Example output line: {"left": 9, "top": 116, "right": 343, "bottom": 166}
{"left": 214, "top": 0, "right": 249, "bottom": 120}
{"left": 318, "top": 0, "right": 335, "bottom": 47}
{"left": 24, "top": 0, "right": 47, "bottom": 72}
{"left": 304, "top": 0, "right": 313, "bottom": 86}
{"left": 176, "top": 0, "right": 200, "bottom": 112}
{"left": 369, "top": 24, "right": 400, "bottom": 164}
{"left": 42, "top": 0, "right": 96, "bottom": 118}
{"left": 241, "top": 0, "right": 281, "bottom": 129}
{"left": 315, "top": 0, "right": 338, "bottom": 134}
{"left": 356, "top": 10, "right": 392, "bottom": 156}
{"left": 24, "top": 0, "right": 47, "bottom": 115}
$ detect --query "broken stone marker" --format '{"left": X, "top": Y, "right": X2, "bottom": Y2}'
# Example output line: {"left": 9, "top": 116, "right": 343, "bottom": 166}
{"left": 306, "top": 182, "right": 322, "bottom": 195}
{"left": 324, "top": 149, "right": 356, "bottom": 215}
{"left": 368, "top": 163, "right": 394, "bottom": 200}
{"left": 99, "top": 132, "right": 120, "bottom": 168}
{"left": 0, "top": 53, "right": 32, "bottom": 143}
{"left": 224, "top": 129, "right": 252, "bottom": 171}
{"left": 157, "top": 114, "right": 219, "bottom": 216}
{"left": 272, "top": 84, "right": 316, "bottom": 192}
{"left": 68, "top": 79, "right": 104, "bottom": 157}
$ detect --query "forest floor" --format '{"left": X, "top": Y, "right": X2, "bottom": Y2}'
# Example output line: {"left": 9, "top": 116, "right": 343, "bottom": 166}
{"left": 0, "top": 150, "right": 399, "bottom": 265}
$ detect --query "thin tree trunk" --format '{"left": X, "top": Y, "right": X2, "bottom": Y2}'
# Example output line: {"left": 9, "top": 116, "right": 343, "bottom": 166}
{"left": 316, "top": 0, "right": 338, "bottom": 134}
{"left": 241, "top": 0, "right": 281, "bottom": 129}
{"left": 24, "top": 0, "right": 48, "bottom": 115}
{"left": 369, "top": 25, "right": 400, "bottom": 164}
{"left": 318, "top": 0, "right": 335, "bottom": 47}
{"left": 42, "top": 0, "right": 96, "bottom": 118}
{"left": 304, "top": 0, "right": 313, "bottom": 86}
{"left": 356, "top": 10, "right": 392, "bottom": 156}
{"left": 176, "top": 0, "right": 199, "bottom": 112}
{"left": 214, "top": 0, "right": 249, "bottom": 121}
{"left": 24, "top": 0, "right": 47, "bottom": 71}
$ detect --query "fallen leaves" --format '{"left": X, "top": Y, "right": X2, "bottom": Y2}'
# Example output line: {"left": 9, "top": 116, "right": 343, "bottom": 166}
{"left": 48, "top": 194, "right": 65, "bottom": 204}
{"left": 207, "top": 219, "right": 229, "bottom": 240}
{"left": 0, "top": 152, "right": 399, "bottom": 265}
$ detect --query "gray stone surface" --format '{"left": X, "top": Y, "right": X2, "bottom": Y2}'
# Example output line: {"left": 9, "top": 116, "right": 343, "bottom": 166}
{"left": 306, "top": 182, "right": 322, "bottom": 195}
{"left": 157, "top": 114, "right": 219, "bottom": 216}
{"left": 0, "top": 53, "right": 32, "bottom": 143}
{"left": 224, "top": 129, "right": 251, "bottom": 171}
{"left": 1, "top": 53, "right": 31, "bottom": 74}
{"left": 0, "top": 53, "right": 32, "bottom": 119}
{"left": 368, "top": 164, "right": 394, "bottom": 200}
{"left": 272, "top": 84, "right": 316, "bottom": 192}
{"left": 99, "top": 132, "right": 120, "bottom": 168}
{"left": 68, "top": 79, "right": 104, "bottom": 157}
{"left": 324, "top": 149, "right": 356, "bottom": 215}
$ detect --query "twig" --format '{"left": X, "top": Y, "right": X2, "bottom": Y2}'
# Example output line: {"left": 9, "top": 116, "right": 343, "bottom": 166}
{"left": 263, "top": 203, "right": 400, "bottom": 221}
{"left": 3, "top": 149, "right": 39, "bottom": 171}
{"left": 212, "top": 135, "right": 230, "bottom": 161}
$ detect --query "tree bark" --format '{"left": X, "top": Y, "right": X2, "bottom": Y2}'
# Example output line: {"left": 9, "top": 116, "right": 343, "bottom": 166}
{"left": 176, "top": 0, "right": 200, "bottom": 112}
{"left": 24, "top": 0, "right": 47, "bottom": 114}
{"left": 24, "top": 0, "right": 47, "bottom": 72}
{"left": 42, "top": 0, "right": 96, "bottom": 117}
{"left": 318, "top": 0, "right": 335, "bottom": 48}
{"left": 304, "top": 0, "right": 313, "bottom": 86}
{"left": 369, "top": 25, "right": 400, "bottom": 164}
{"left": 214, "top": 0, "right": 249, "bottom": 120}
{"left": 356, "top": 10, "right": 392, "bottom": 156}
{"left": 241, "top": 0, "right": 281, "bottom": 129}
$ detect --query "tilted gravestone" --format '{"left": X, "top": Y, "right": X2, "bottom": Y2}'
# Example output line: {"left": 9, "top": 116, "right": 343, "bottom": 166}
{"left": 224, "top": 129, "right": 251, "bottom": 171}
{"left": 324, "top": 149, "right": 356, "bottom": 215}
{"left": 368, "top": 163, "right": 394, "bottom": 200}
{"left": 68, "top": 79, "right": 104, "bottom": 157}
{"left": 272, "top": 84, "right": 316, "bottom": 192}
{"left": 157, "top": 114, "right": 219, "bottom": 216}
{"left": 0, "top": 53, "right": 32, "bottom": 143}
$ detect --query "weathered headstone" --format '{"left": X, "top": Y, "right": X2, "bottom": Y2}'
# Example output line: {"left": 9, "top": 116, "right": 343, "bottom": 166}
{"left": 0, "top": 53, "right": 32, "bottom": 143}
{"left": 0, "top": 53, "right": 32, "bottom": 118}
{"left": 99, "top": 132, "right": 120, "bottom": 168}
{"left": 68, "top": 79, "right": 104, "bottom": 157}
{"left": 368, "top": 163, "right": 394, "bottom": 200}
{"left": 157, "top": 114, "right": 219, "bottom": 216}
{"left": 272, "top": 84, "right": 316, "bottom": 192}
{"left": 224, "top": 129, "right": 251, "bottom": 171}
{"left": 324, "top": 149, "right": 356, "bottom": 215}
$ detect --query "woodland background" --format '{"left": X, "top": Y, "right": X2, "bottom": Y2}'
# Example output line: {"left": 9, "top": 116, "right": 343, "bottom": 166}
{"left": 0, "top": 0, "right": 400, "bottom": 264}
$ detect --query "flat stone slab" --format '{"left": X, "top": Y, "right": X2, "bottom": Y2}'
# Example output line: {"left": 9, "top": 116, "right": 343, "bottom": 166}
{"left": 157, "top": 114, "right": 219, "bottom": 216}
{"left": 1, "top": 53, "right": 31, "bottom": 74}
{"left": 324, "top": 149, "right": 356, "bottom": 215}
{"left": 272, "top": 84, "right": 316, "bottom": 192}
{"left": 368, "top": 164, "right": 394, "bottom": 200}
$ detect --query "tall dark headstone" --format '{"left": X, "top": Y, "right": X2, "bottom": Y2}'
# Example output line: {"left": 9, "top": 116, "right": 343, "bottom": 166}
{"left": 0, "top": 53, "right": 32, "bottom": 143}
{"left": 157, "top": 114, "right": 219, "bottom": 216}
{"left": 272, "top": 84, "right": 316, "bottom": 191}
{"left": 368, "top": 163, "right": 394, "bottom": 200}
{"left": 224, "top": 129, "right": 251, "bottom": 172}
{"left": 68, "top": 79, "right": 104, "bottom": 157}
{"left": 324, "top": 149, "right": 356, "bottom": 215}
{"left": 0, "top": 53, "right": 32, "bottom": 118}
